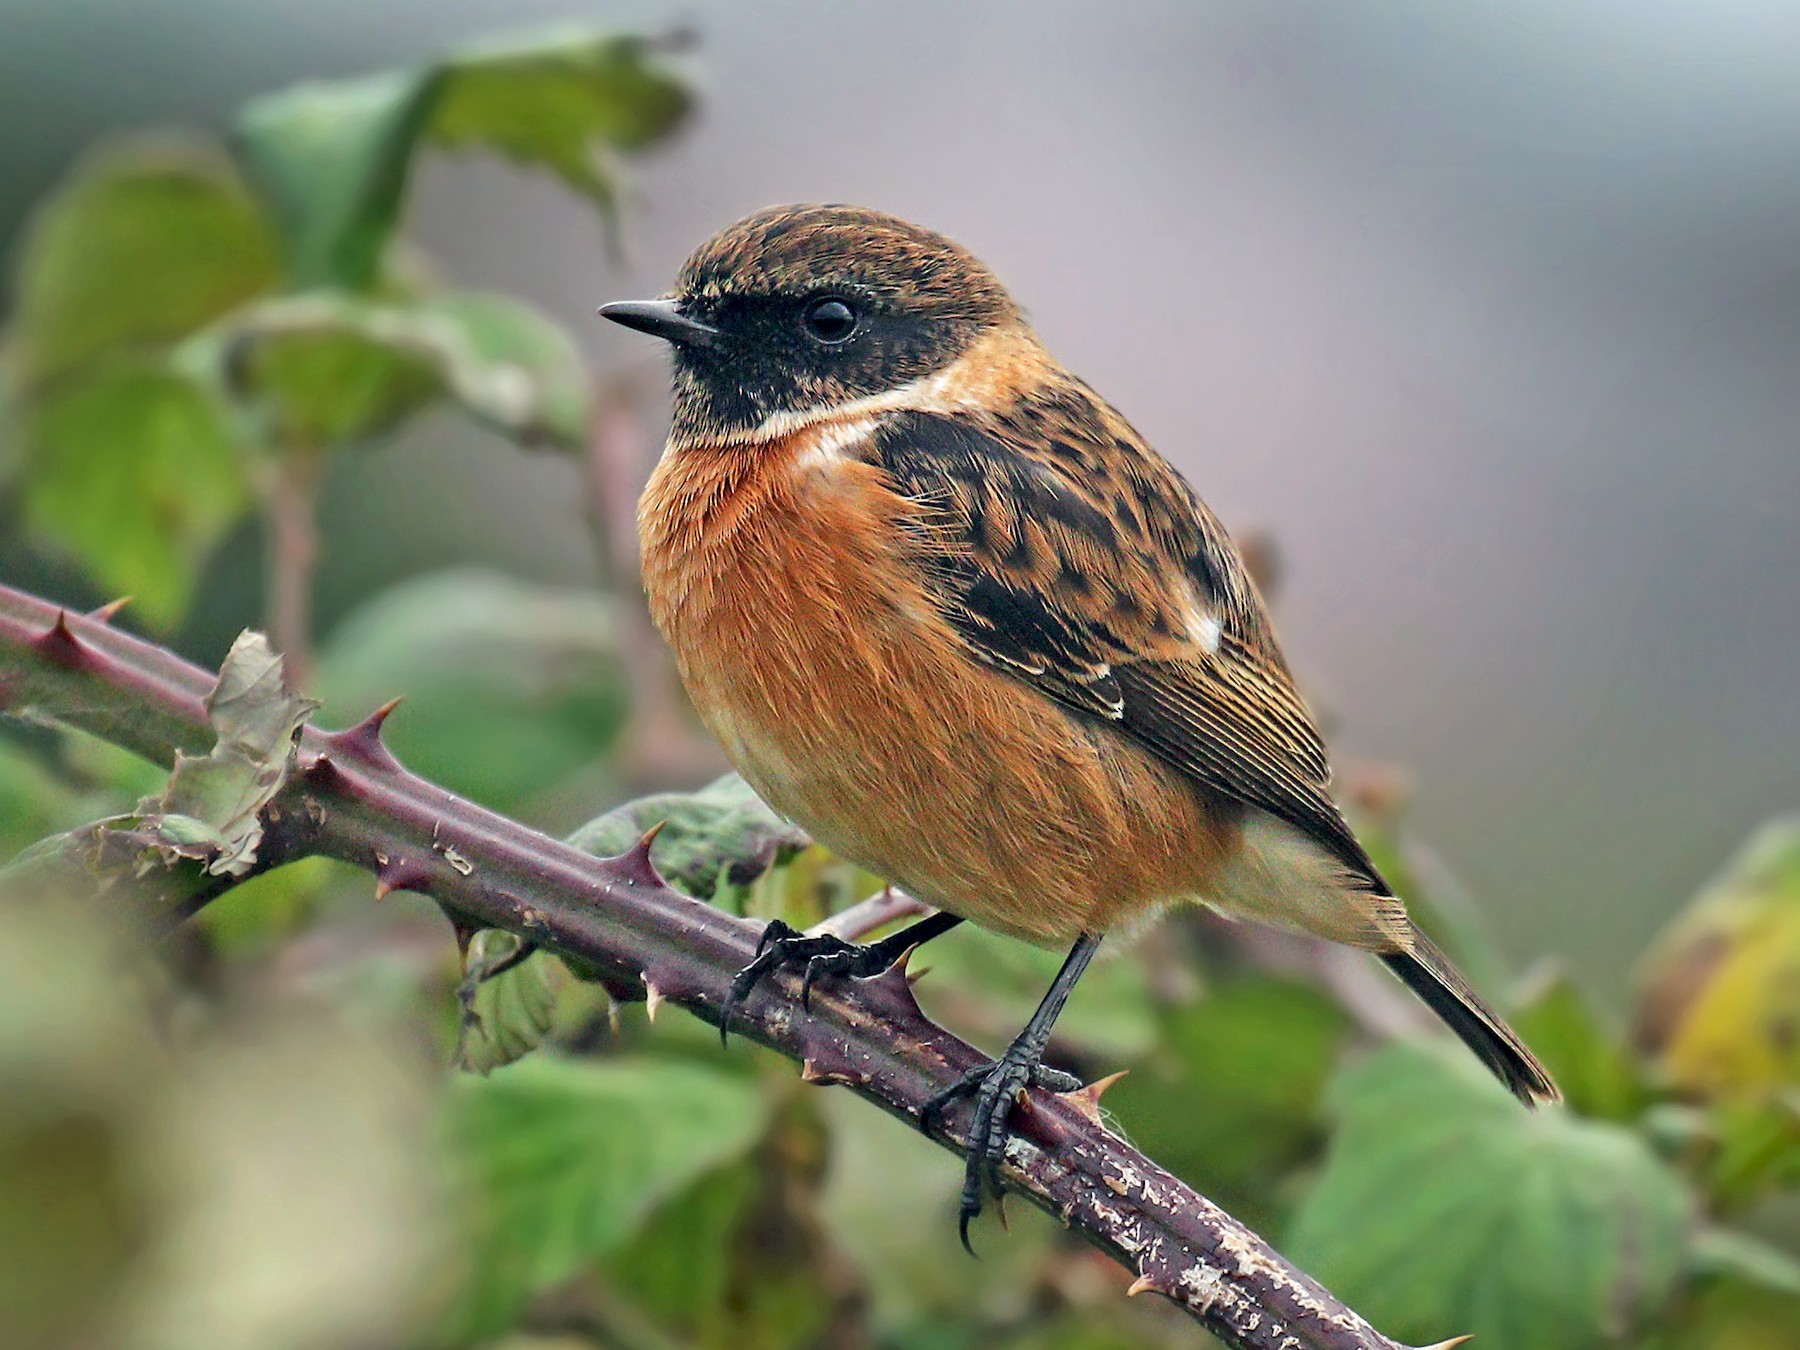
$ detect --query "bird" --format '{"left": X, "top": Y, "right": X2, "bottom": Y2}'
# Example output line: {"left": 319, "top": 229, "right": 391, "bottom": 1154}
{"left": 601, "top": 204, "right": 1559, "bottom": 1246}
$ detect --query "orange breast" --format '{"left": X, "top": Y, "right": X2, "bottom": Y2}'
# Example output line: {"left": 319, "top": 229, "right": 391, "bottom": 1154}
{"left": 638, "top": 421, "right": 1236, "bottom": 944}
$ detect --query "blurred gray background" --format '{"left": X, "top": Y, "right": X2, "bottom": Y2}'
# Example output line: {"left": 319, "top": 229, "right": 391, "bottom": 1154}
{"left": 4, "top": 0, "right": 1796, "bottom": 1004}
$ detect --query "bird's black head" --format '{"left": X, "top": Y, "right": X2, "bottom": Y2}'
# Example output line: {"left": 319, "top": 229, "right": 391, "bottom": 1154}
{"left": 601, "top": 204, "right": 1019, "bottom": 446}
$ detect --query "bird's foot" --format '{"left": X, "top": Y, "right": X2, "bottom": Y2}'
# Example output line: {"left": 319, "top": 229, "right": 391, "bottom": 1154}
{"left": 921, "top": 1046, "right": 1083, "bottom": 1253}
{"left": 719, "top": 919, "right": 910, "bottom": 1044}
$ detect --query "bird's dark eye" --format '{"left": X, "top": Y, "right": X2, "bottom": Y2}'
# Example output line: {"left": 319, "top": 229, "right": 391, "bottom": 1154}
{"left": 802, "top": 297, "right": 858, "bottom": 345}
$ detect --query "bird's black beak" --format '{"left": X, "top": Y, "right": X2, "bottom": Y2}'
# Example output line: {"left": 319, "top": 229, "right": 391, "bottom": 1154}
{"left": 598, "top": 298, "right": 720, "bottom": 348}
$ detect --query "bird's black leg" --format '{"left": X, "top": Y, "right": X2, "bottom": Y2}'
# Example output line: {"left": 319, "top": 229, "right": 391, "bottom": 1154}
{"left": 920, "top": 931, "right": 1102, "bottom": 1253}
{"left": 719, "top": 910, "right": 964, "bottom": 1045}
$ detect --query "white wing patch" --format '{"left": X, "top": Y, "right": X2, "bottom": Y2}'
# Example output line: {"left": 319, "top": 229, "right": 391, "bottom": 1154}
{"left": 1181, "top": 591, "right": 1223, "bottom": 654}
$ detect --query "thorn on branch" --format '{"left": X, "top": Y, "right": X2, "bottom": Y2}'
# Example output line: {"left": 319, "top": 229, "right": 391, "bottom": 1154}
{"left": 1055, "top": 1070, "right": 1130, "bottom": 1127}
{"left": 795, "top": 1021, "right": 869, "bottom": 1086}
{"left": 322, "top": 698, "right": 405, "bottom": 770}
{"left": 374, "top": 857, "right": 436, "bottom": 901}
{"left": 302, "top": 752, "right": 341, "bottom": 785}
{"left": 616, "top": 820, "right": 668, "bottom": 886}
{"left": 88, "top": 596, "right": 134, "bottom": 623}
{"left": 799, "top": 1055, "right": 865, "bottom": 1087}
{"left": 865, "top": 946, "right": 927, "bottom": 1014}
{"left": 639, "top": 962, "right": 706, "bottom": 1025}
{"left": 31, "top": 611, "right": 92, "bottom": 668}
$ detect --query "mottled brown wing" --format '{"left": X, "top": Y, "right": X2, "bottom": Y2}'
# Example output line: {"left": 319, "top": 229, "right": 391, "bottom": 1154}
{"left": 870, "top": 402, "right": 1382, "bottom": 885}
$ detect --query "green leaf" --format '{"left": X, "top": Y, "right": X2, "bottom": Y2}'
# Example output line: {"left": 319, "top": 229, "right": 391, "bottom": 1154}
{"left": 1689, "top": 1226, "right": 1800, "bottom": 1298}
{"left": 235, "top": 27, "right": 694, "bottom": 289}
{"left": 442, "top": 1054, "right": 767, "bottom": 1338}
{"left": 425, "top": 27, "right": 695, "bottom": 209}
{"left": 1511, "top": 968, "right": 1652, "bottom": 1122}
{"left": 1288, "top": 1044, "right": 1694, "bottom": 1350}
{"left": 454, "top": 933, "right": 608, "bottom": 1075}
{"left": 1107, "top": 977, "right": 1349, "bottom": 1229}
{"left": 16, "top": 358, "right": 251, "bottom": 627}
{"left": 601, "top": 1097, "right": 844, "bottom": 1350}
{"left": 316, "top": 569, "right": 628, "bottom": 813}
{"left": 5, "top": 631, "right": 316, "bottom": 904}
{"left": 607, "top": 1163, "right": 763, "bottom": 1333}
{"left": 1650, "top": 1273, "right": 1800, "bottom": 1350}
{"left": 214, "top": 290, "right": 588, "bottom": 450}
{"left": 235, "top": 69, "right": 436, "bottom": 293}
{"left": 3, "top": 136, "right": 281, "bottom": 389}
{"left": 1699, "top": 1091, "right": 1800, "bottom": 1212}
{"left": 220, "top": 296, "right": 444, "bottom": 447}
{"left": 1636, "top": 814, "right": 1800, "bottom": 1098}
{"left": 455, "top": 932, "right": 558, "bottom": 1075}
{"left": 416, "top": 291, "right": 590, "bottom": 446}
{"left": 0, "top": 729, "right": 164, "bottom": 866}
{"left": 139, "top": 631, "right": 317, "bottom": 876}
{"left": 567, "top": 773, "right": 811, "bottom": 905}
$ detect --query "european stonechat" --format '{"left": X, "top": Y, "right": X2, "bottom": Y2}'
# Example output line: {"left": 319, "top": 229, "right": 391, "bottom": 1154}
{"left": 604, "top": 205, "right": 1557, "bottom": 1245}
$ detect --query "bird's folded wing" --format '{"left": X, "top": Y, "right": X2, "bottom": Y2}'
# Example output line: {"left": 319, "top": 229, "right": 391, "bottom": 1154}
{"left": 869, "top": 404, "right": 1382, "bottom": 887}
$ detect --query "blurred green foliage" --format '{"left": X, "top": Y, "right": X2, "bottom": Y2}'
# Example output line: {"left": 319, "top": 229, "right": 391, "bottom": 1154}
{"left": 1637, "top": 817, "right": 1800, "bottom": 1098}
{"left": 1108, "top": 976, "right": 1348, "bottom": 1232}
{"left": 0, "top": 890, "right": 450, "bottom": 1350}
{"left": 444, "top": 1054, "right": 771, "bottom": 1339}
{"left": 0, "top": 26, "right": 682, "bottom": 627}
{"left": 3, "top": 19, "right": 1799, "bottom": 1350}
{"left": 1289, "top": 1045, "right": 1691, "bottom": 1350}
{"left": 316, "top": 570, "right": 631, "bottom": 812}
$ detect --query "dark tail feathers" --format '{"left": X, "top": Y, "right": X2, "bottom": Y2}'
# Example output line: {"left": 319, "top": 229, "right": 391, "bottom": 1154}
{"left": 1382, "top": 929, "right": 1560, "bottom": 1107}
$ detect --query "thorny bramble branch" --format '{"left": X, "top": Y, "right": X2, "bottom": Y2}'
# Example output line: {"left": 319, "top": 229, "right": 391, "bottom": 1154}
{"left": 0, "top": 582, "right": 1467, "bottom": 1350}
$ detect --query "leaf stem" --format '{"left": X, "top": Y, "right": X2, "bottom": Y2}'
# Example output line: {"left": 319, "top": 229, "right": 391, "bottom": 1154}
{"left": 259, "top": 444, "right": 324, "bottom": 689}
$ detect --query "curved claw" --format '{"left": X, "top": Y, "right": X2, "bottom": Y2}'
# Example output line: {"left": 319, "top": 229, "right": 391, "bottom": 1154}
{"left": 924, "top": 1054, "right": 1088, "bottom": 1253}
{"left": 720, "top": 919, "right": 912, "bottom": 1045}
{"left": 755, "top": 918, "right": 798, "bottom": 958}
{"left": 720, "top": 923, "right": 800, "bottom": 1046}
{"left": 800, "top": 953, "right": 833, "bottom": 1010}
